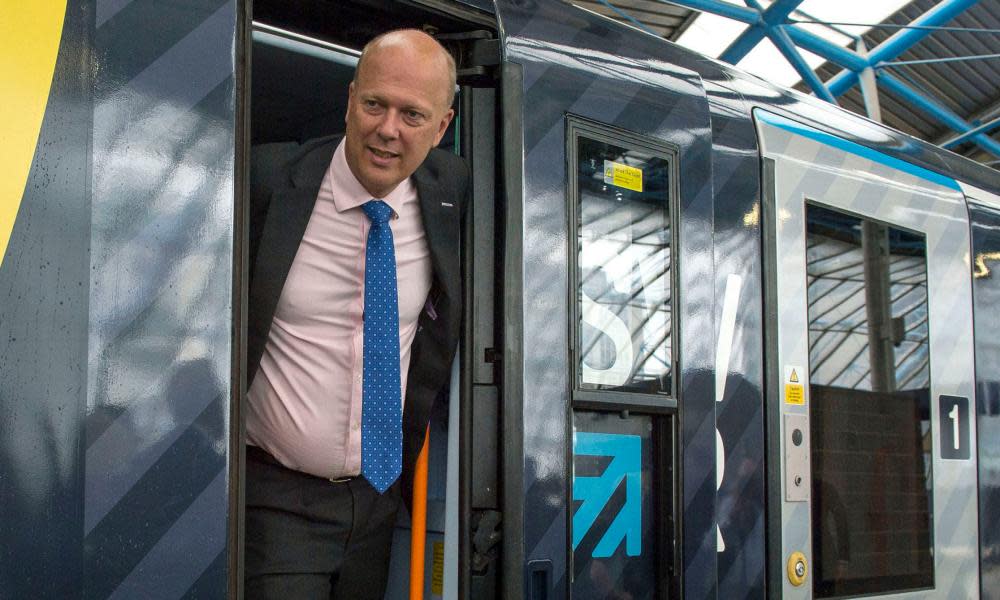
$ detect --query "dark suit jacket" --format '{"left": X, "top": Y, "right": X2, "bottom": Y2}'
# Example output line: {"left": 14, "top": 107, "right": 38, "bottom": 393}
{"left": 247, "top": 135, "right": 468, "bottom": 505}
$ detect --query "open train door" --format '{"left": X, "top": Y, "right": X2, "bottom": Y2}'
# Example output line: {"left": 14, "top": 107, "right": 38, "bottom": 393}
{"left": 492, "top": 2, "right": 718, "bottom": 598}
{"left": 2, "top": 2, "right": 239, "bottom": 597}
{"left": 757, "top": 110, "right": 981, "bottom": 599}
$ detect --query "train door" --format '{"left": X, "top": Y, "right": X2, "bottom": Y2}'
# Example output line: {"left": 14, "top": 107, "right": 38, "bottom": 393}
{"left": 3, "top": 2, "right": 240, "bottom": 597}
{"left": 962, "top": 185, "right": 1000, "bottom": 598}
{"left": 492, "top": 3, "right": 718, "bottom": 599}
{"left": 757, "top": 110, "right": 980, "bottom": 599}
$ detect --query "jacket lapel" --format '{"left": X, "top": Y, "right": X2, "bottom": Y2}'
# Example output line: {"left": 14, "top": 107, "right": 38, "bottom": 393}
{"left": 412, "top": 159, "right": 460, "bottom": 302}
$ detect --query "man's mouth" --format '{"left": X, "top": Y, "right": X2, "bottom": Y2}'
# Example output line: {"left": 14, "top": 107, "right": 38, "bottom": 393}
{"left": 368, "top": 146, "right": 399, "bottom": 160}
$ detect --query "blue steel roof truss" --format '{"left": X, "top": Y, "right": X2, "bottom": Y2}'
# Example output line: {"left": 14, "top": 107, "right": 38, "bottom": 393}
{"left": 604, "top": 0, "right": 1000, "bottom": 163}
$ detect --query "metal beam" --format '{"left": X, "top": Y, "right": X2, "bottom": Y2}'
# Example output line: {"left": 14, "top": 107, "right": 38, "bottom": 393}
{"left": 767, "top": 25, "right": 836, "bottom": 103}
{"left": 783, "top": 25, "right": 870, "bottom": 71}
{"left": 935, "top": 95, "right": 1000, "bottom": 145}
{"left": 826, "top": 0, "right": 982, "bottom": 97}
{"left": 877, "top": 71, "right": 1000, "bottom": 158}
{"left": 855, "top": 39, "right": 882, "bottom": 121}
{"left": 665, "top": 0, "right": 869, "bottom": 74}
{"left": 657, "top": 0, "right": 761, "bottom": 26}
{"left": 878, "top": 52, "right": 1000, "bottom": 67}
{"left": 863, "top": 0, "right": 981, "bottom": 65}
{"left": 941, "top": 115, "right": 1000, "bottom": 148}
{"left": 719, "top": 0, "right": 804, "bottom": 64}
{"left": 670, "top": 0, "right": 834, "bottom": 102}
{"left": 667, "top": 0, "right": 870, "bottom": 72}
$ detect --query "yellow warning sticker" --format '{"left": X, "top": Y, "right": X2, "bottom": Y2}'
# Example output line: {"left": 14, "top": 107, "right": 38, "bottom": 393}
{"left": 604, "top": 160, "right": 643, "bottom": 192}
{"left": 431, "top": 541, "right": 444, "bottom": 595}
{"left": 784, "top": 365, "right": 806, "bottom": 405}
{"left": 785, "top": 384, "right": 804, "bottom": 405}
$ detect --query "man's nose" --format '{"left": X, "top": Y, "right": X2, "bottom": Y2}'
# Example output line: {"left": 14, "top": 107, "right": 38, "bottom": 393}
{"left": 376, "top": 110, "right": 401, "bottom": 140}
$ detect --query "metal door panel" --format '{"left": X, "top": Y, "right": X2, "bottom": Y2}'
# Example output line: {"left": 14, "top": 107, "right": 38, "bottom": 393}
{"left": 493, "top": 2, "right": 716, "bottom": 597}
{"left": 757, "top": 110, "right": 979, "bottom": 599}
{"left": 0, "top": 2, "right": 239, "bottom": 597}
{"left": 0, "top": 2, "right": 90, "bottom": 595}
{"left": 962, "top": 183, "right": 1000, "bottom": 600}
{"left": 85, "top": 2, "right": 238, "bottom": 596}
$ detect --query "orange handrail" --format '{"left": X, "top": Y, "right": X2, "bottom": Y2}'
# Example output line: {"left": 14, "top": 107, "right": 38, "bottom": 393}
{"left": 409, "top": 425, "right": 430, "bottom": 600}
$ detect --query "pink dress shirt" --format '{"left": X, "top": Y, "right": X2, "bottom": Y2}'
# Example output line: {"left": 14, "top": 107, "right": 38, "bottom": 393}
{"left": 246, "top": 139, "right": 432, "bottom": 480}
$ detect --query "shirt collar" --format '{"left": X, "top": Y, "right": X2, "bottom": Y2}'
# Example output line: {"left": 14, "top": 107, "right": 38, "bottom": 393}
{"left": 327, "top": 139, "right": 412, "bottom": 218}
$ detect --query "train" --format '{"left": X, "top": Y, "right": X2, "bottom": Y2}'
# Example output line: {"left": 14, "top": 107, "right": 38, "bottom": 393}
{"left": 2, "top": 0, "right": 999, "bottom": 598}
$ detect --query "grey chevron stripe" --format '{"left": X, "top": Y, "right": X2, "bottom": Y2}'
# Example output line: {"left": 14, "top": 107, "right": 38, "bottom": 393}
{"left": 107, "top": 469, "right": 227, "bottom": 600}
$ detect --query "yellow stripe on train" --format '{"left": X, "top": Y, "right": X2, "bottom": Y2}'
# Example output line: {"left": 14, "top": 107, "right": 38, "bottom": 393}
{"left": 0, "top": 2, "right": 68, "bottom": 266}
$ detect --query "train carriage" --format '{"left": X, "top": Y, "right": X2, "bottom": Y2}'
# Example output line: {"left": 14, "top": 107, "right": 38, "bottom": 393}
{"left": 2, "top": 0, "right": 999, "bottom": 598}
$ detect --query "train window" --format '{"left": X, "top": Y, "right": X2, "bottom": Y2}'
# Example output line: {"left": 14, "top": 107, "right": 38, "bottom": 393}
{"left": 571, "top": 411, "right": 672, "bottom": 599}
{"left": 569, "top": 121, "right": 675, "bottom": 403}
{"left": 805, "top": 203, "right": 934, "bottom": 597}
{"left": 567, "top": 120, "right": 678, "bottom": 599}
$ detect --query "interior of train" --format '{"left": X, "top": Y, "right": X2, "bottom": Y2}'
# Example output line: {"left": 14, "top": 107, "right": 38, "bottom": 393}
{"left": 251, "top": 0, "right": 494, "bottom": 146}
{"left": 246, "top": 0, "right": 502, "bottom": 596}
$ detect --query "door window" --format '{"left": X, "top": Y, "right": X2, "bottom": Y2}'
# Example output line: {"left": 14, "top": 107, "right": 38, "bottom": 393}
{"left": 806, "top": 203, "right": 934, "bottom": 597}
{"left": 573, "top": 130, "right": 673, "bottom": 400}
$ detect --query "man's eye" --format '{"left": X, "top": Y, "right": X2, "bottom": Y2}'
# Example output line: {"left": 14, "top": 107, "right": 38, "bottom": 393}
{"left": 363, "top": 99, "right": 380, "bottom": 109}
{"left": 405, "top": 110, "right": 424, "bottom": 121}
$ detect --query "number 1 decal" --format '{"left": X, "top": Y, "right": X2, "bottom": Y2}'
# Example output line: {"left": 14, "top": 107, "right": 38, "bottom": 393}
{"left": 949, "top": 404, "right": 960, "bottom": 451}
{"left": 939, "top": 395, "right": 970, "bottom": 460}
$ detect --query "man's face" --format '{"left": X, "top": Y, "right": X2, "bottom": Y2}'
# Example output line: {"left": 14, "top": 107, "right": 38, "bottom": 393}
{"left": 344, "top": 38, "right": 454, "bottom": 199}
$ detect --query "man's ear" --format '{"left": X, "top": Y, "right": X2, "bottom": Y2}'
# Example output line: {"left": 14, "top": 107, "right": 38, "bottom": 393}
{"left": 345, "top": 81, "right": 355, "bottom": 125}
{"left": 433, "top": 108, "right": 455, "bottom": 146}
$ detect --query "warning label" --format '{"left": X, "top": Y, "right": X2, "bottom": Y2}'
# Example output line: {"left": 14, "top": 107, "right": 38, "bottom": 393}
{"left": 604, "top": 160, "right": 643, "bottom": 192}
{"left": 784, "top": 365, "right": 805, "bottom": 405}
{"left": 432, "top": 541, "right": 444, "bottom": 595}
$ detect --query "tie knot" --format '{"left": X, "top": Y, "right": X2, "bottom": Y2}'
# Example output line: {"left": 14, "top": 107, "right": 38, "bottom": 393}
{"left": 362, "top": 200, "right": 392, "bottom": 225}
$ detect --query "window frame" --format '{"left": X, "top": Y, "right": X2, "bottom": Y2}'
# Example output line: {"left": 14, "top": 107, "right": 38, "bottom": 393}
{"left": 566, "top": 115, "right": 680, "bottom": 414}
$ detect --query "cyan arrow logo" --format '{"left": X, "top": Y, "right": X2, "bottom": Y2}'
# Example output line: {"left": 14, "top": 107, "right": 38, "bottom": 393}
{"left": 572, "top": 432, "right": 642, "bottom": 557}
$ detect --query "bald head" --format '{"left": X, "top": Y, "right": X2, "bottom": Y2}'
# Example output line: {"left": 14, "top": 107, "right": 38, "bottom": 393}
{"left": 343, "top": 28, "right": 457, "bottom": 198}
{"left": 354, "top": 29, "right": 457, "bottom": 111}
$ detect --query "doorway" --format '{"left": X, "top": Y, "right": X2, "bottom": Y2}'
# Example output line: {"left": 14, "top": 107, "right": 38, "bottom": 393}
{"left": 241, "top": 1, "right": 502, "bottom": 597}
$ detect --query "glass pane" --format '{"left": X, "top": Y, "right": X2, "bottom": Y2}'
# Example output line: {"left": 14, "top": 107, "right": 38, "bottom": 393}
{"left": 806, "top": 204, "right": 934, "bottom": 598}
{"left": 576, "top": 135, "right": 672, "bottom": 395}
{"left": 572, "top": 411, "right": 668, "bottom": 600}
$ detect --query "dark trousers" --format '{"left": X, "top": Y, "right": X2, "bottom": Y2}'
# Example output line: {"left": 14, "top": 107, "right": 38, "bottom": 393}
{"left": 244, "top": 445, "right": 402, "bottom": 600}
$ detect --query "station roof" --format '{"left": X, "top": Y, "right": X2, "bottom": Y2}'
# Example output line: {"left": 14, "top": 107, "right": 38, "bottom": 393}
{"left": 810, "top": 0, "right": 1000, "bottom": 168}
{"left": 574, "top": 0, "right": 1000, "bottom": 170}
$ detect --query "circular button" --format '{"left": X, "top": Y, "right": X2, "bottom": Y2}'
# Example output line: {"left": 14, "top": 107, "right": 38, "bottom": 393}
{"left": 792, "top": 428, "right": 803, "bottom": 446}
{"left": 787, "top": 551, "right": 808, "bottom": 586}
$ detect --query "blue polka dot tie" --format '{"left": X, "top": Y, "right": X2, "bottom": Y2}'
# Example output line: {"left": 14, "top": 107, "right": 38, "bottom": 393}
{"left": 361, "top": 200, "right": 402, "bottom": 494}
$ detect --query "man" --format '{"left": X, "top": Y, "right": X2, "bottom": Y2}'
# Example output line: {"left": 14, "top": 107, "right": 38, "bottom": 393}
{"left": 244, "top": 29, "right": 467, "bottom": 599}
